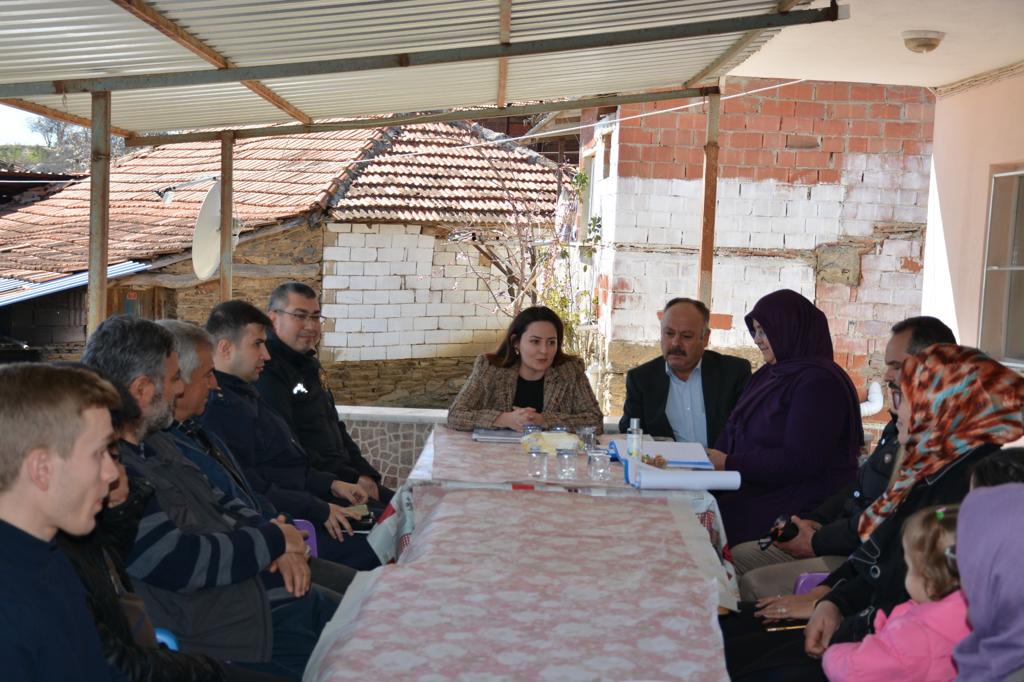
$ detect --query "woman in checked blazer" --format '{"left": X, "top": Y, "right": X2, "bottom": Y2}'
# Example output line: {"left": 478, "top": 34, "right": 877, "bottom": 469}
{"left": 447, "top": 306, "right": 603, "bottom": 433}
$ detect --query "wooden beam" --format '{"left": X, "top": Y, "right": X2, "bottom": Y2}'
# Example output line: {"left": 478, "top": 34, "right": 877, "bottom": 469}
{"left": 87, "top": 92, "right": 112, "bottom": 336}
{"left": 119, "top": 263, "right": 321, "bottom": 289}
{"left": 126, "top": 85, "right": 719, "bottom": 147}
{"left": 108, "top": 0, "right": 312, "bottom": 124}
{"left": 697, "top": 93, "right": 721, "bottom": 306}
{"left": 496, "top": 0, "right": 512, "bottom": 107}
{"left": 685, "top": 30, "right": 762, "bottom": 87}
{"left": 0, "top": 98, "right": 132, "bottom": 137}
{"left": 241, "top": 81, "right": 311, "bottom": 123}
{"left": 219, "top": 131, "right": 234, "bottom": 302}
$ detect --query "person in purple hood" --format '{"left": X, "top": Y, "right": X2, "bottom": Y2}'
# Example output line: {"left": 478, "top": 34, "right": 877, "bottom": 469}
{"left": 953, "top": 482, "right": 1024, "bottom": 682}
{"left": 707, "top": 289, "right": 863, "bottom": 545}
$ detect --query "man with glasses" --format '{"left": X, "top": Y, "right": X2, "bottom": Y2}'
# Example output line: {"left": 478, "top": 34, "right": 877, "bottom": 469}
{"left": 255, "top": 282, "right": 393, "bottom": 506}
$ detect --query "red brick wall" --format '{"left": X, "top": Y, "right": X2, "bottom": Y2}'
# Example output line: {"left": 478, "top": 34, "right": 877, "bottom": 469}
{"left": 616, "top": 77, "right": 934, "bottom": 184}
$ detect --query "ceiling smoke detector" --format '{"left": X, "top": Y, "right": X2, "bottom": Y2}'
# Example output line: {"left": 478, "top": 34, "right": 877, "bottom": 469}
{"left": 902, "top": 30, "right": 945, "bottom": 54}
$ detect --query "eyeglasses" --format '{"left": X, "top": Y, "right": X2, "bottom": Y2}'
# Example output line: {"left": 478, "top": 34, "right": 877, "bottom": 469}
{"left": 273, "top": 309, "right": 323, "bottom": 325}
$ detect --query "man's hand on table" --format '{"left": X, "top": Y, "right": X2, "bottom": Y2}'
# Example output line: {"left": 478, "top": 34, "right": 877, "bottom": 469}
{"left": 775, "top": 516, "right": 821, "bottom": 559}
{"left": 706, "top": 448, "right": 728, "bottom": 470}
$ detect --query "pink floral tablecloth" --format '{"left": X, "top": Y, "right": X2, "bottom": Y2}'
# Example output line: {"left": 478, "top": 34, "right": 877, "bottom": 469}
{"left": 369, "top": 428, "right": 737, "bottom": 603}
{"left": 305, "top": 489, "right": 728, "bottom": 681}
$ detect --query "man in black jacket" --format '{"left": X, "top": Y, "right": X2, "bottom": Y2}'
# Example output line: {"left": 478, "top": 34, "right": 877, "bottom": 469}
{"left": 255, "top": 282, "right": 392, "bottom": 505}
{"left": 619, "top": 297, "right": 751, "bottom": 447}
{"left": 731, "top": 316, "right": 956, "bottom": 600}
{"left": 200, "top": 300, "right": 381, "bottom": 571}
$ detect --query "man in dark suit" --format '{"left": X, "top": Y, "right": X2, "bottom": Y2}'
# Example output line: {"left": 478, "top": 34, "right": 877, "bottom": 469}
{"left": 619, "top": 298, "right": 751, "bottom": 446}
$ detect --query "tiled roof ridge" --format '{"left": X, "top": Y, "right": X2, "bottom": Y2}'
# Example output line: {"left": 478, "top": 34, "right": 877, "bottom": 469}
{"left": 321, "top": 126, "right": 402, "bottom": 210}
{"left": 451, "top": 120, "right": 560, "bottom": 170}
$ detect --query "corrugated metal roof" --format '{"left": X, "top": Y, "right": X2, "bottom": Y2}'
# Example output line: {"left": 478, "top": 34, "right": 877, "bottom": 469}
{"left": 0, "top": 260, "right": 149, "bottom": 307}
{"left": 0, "top": 122, "right": 558, "bottom": 283}
{"left": 0, "top": 0, "right": 792, "bottom": 134}
{"left": 0, "top": 0, "right": 211, "bottom": 82}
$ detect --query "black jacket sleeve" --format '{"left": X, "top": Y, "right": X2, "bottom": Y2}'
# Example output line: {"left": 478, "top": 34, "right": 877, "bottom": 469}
{"left": 810, "top": 509, "right": 864, "bottom": 557}
{"left": 618, "top": 369, "right": 642, "bottom": 435}
{"left": 807, "top": 481, "right": 864, "bottom": 557}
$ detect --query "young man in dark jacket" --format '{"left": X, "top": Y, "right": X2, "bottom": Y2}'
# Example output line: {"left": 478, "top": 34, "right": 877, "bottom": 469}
{"left": 255, "top": 282, "right": 392, "bottom": 506}
{"left": 200, "top": 301, "right": 381, "bottom": 571}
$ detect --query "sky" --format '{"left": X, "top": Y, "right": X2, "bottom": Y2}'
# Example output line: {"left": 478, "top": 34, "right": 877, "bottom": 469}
{"left": 0, "top": 104, "right": 46, "bottom": 145}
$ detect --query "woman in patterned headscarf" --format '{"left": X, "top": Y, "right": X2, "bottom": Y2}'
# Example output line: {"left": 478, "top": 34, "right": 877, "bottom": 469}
{"left": 804, "top": 344, "right": 1024, "bottom": 654}
{"left": 722, "top": 344, "right": 1024, "bottom": 681}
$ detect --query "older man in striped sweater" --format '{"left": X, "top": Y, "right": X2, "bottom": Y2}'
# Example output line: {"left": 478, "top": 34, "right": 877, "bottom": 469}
{"left": 83, "top": 315, "right": 337, "bottom": 681}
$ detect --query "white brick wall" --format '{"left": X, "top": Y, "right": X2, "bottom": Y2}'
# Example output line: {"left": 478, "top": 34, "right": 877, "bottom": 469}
{"left": 322, "top": 223, "right": 507, "bottom": 362}
{"left": 598, "top": 174, "right": 882, "bottom": 352}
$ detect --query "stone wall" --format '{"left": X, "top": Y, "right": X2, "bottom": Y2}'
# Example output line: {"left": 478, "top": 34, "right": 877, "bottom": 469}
{"left": 343, "top": 416, "right": 439, "bottom": 489}
{"left": 165, "top": 224, "right": 323, "bottom": 324}
{"left": 324, "top": 355, "right": 478, "bottom": 408}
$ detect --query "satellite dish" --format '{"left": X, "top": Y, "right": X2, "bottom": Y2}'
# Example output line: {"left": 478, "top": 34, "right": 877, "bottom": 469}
{"left": 191, "top": 184, "right": 239, "bottom": 280}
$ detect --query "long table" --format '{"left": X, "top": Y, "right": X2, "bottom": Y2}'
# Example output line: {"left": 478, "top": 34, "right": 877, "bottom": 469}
{"left": 371, "top": 428, "right": 737, "bottom": 600}
{"left": 303, "top": 427, "right": 734, "bottom": 681}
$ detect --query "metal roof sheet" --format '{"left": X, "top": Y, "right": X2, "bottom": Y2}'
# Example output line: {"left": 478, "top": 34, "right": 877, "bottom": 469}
{"left": 0, "top": 0, "right": 803, "bottom": 134}
{"left": 0, "top": 260, "right": 149, "bottom": 307}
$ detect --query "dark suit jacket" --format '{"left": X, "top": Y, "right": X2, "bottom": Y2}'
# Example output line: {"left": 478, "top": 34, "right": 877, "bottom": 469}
{"left": 618, "top": 350, "right": 752, "bottom": 445}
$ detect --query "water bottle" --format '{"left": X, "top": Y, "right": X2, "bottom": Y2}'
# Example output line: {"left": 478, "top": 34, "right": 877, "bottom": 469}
{"left": 626, "top": 418, "right": 643, "bottom": 459}
{"left": 626, "top": 418, "right": 643, "bottom": 484}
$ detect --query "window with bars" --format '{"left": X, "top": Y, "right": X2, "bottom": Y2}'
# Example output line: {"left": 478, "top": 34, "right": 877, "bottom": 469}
{"left": 980, "top": 170, "right": 1024, "bottom": 366}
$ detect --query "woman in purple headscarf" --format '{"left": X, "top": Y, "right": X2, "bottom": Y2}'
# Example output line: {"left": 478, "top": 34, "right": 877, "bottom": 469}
{"left": 707, "top": 289, "right": 863, "bottom": 545}
{"left": 953, "top": 483, "right": 1024, "bottom": 681}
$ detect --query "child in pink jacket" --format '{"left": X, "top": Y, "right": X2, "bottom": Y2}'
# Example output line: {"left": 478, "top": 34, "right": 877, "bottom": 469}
{"left": 823, "top": 505, "right": 970, "bottom": 682}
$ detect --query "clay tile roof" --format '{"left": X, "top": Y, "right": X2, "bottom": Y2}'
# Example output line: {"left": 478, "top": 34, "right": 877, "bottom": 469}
{"left": 0, "top": 121, "right": 559, "bottom": 284}
{"left": 330, "top": 121, "right": 559, "bottom": 228}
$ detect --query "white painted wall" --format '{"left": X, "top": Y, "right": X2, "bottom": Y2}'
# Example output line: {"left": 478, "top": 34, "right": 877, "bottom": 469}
{"left": 599, "top": 174, "right": 925, "bottom": 349}
{"left": 923, "top": 72, "right": 1024, "bottom": 345}
{"left": 321, "top": 223, "right": 506, "bottom": 361}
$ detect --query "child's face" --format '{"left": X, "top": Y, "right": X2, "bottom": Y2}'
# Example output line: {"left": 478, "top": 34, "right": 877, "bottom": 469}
{"left": 903, "top": 538, "right": 932, "bottom": 604}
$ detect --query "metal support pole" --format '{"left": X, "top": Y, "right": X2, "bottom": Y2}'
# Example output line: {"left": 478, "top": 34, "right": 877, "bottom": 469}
{"left": 219, "top": 131, "right": 234, "bottom": 302}
{"left": 86, "top": 91, "right": 111, "bottom": 336}
{"left": 697, "top": 93, "right": 721, "bottom": 306}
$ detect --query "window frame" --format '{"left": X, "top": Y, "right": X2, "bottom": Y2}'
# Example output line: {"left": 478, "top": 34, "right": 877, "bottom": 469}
{"left": 979, "top": 167, "right": 1024, "bottom": 368}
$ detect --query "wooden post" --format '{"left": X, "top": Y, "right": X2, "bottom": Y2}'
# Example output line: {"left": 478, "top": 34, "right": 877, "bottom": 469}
{"left": 86, "top": 91, "right": 111, "bottom": 336}
{"left": 697, "top": 92, "right": 721, "bottom": 305}
{"left": 219, "top": 131, "right": 234, "bottom": 302}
